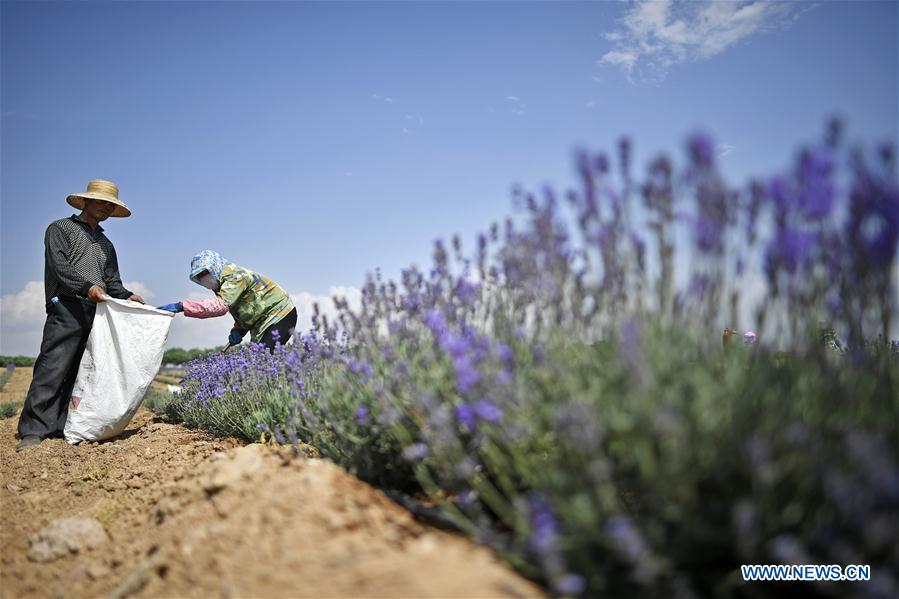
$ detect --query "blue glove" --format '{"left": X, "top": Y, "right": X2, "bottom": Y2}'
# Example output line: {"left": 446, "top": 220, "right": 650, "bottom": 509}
{"left": 228, "top": 329, "right": 246, "bottom": 345}
{"left": 157, "top": 302, "right": 183, "bottom": 313}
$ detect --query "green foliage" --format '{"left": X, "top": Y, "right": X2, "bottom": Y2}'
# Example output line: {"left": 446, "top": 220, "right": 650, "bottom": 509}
{"left": 0, "top": 402, "right": 20, "bottom": 419}
{"left": 0, "top": 355, "right": 35, "bottom": 367}
{"left": 163, "top": 383, "right": 295, "bottom": 443}
{"left": 162, "top": 347, "right": 217, "bottom": 365}
{"left": 142, "top": 389, "right": 173, "bottom": 414}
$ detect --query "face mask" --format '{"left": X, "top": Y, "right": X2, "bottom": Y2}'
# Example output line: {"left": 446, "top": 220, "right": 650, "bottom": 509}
{"left": 197, "top": 273, "right": 220, "bottom": 292}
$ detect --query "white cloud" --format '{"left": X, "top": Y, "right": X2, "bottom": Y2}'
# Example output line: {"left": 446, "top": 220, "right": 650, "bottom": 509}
{"left": 600, "top": 0, "right": 812, "bottom": 81}
{"left": 0, "top": 281, "right": 46, "bottom": 326}
{"left": 716, "top": 143, "right": 736, "bottom": 157}
{"left": 290, "top": 286, "right": 362, "bottom": 337}
{"left": 123, "top": 281, "right": 155, "bottom": 301}
{"left": 601, "top": 49, "right": 639, "bottom": 71}
{"left": 504, "top": 96, "right": 526, "bottom": 116}
{"left": 402, "top": 113, "right": 424, "bottom": 134}
{"left": 371, "top": 93, "right": 395, "bottom": 103}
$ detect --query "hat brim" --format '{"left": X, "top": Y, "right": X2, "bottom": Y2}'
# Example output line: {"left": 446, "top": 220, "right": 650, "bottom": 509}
{"left": 67, "top": 193, "right": 131, "bottom": 218}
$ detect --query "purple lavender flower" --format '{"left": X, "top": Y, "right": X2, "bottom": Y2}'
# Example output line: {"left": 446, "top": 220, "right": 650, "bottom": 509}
{"left": 553, "top": 573, "right": 586, "bottom": 596}
{"left": 746, "top": 179, "right": 764, "bottom": 243}
{"left": 356, "top": 405, "right": 370, "bottom": 426}
{"left": 694, "top": 215, "right": 724, "bottom": 254}
{"left": 432, "top": 239, "right": 449, "bottom": 277}
{"left": 797, "top": 145, "right": 836, "bottom": 219}
{"left": 453, "top": 355, "right": 480, "bottom": 393}
{"left": 424, "top": 308, "right": 446, "bottom": 335}
{"left": 731, "top": 500, "right": 758, "bottom": 538}
{"left": 846, "top": 170, "right": 899, "bottom": 267}
{"left": 769, "top": 535, "right": 810, "bottom": 565}
{"left": 630, "top": 233, "right": 646, "bottom": 271}
{"left": 595, "top": 152, "right": 610, "bottom": 174}
{"left": 765, "top": 228, "right": 817, "bottom": 279}
{"left": 745, "top": 435, "right": 770, "bottom": 467}
{"left": 457, "top": 488, "right": 478, "bottom": 507}
{"left": 474, "top": 399, "right": 502, "bottom": 423}
{"left": 688, "top": 132, "right": 715, "bottom": 169}
{"left": 687, "top": 273, "right": 711, "bottom": 299}
{"left": 605, "top": 515, "right": 649, "bottom": 564}
{"left": 401, "top": 294, "right": 421, "bottom": 312}
{"left": 455, "top": 277, "right": 480, "bottom": 305}
{"left": 497, "top": 343, "right": 514, "bottom": 366}
{"left": 456, "top": 403, "right": 477, "bottom": 430}
{"left": 439, "top": 332, "right": 470, "bottom": 359}
{"left": 767, "top": 175, "right": 791, "bottom": 221}
{"left": 402, "top": 442, "right": 428, "bottom": 461}
{"left": 272, "top": 426, "right": 285, "bottom": 444}
{"left": 527, "top": 493, "right": 560, "bottom": 555}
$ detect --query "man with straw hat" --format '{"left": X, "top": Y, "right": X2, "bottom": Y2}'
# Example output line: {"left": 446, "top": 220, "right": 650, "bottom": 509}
{"left": 16, "top": 179, "right": 145, "bottom": 451}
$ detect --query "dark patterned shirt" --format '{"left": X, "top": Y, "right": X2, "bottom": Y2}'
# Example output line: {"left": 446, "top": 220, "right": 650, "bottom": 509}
{"left": 43, "top": 215, "right": 132, "bottom": 303}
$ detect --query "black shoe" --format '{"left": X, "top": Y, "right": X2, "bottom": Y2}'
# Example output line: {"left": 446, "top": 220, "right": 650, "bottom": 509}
{"left": 15, "top": 435, "right": 43, "bottom": 452}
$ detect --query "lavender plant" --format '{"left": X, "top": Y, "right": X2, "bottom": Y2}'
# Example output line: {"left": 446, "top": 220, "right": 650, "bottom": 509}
{"left": 167, "top": 121, "right": 898, "bottom": 598}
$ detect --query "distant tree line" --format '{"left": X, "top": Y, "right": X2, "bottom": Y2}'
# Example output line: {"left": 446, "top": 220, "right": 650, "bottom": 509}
{"left": 0, "top": 356, "right": 36, "bottom": 367}
{"left": 162, "top": 348, "right": 218, "bottom": 365}
{"left": 2, "top": 350, "right": 216, "bottom": 367}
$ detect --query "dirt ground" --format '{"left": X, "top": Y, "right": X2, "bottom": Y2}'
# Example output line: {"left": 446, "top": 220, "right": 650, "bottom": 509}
{"left": 0, "top": 368, "right": 544, "bottom": 599}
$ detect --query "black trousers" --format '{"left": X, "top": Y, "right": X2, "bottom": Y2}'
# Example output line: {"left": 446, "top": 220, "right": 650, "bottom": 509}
{"left": 18, "top": 298, "right": 96, "bottom": 439}
{"left": 259, "top": 308, "right": 298, "bottom": 352}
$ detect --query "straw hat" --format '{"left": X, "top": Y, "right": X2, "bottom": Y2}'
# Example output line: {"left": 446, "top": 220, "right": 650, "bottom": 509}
{"left": 66, "top": 179, "right": 131, "bottom": 217}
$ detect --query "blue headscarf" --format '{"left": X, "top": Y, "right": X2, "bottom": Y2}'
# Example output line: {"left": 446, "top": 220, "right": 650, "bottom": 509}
{"left": 189, "top": 250, "right": 229, "bottom": 283}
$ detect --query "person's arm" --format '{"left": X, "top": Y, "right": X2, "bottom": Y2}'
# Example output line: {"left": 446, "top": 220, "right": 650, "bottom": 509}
{"left": 103, "top": 244, "right": 137, "bottom": 301}
{"left": 45, "top": 224, "right": 94, "bottom": 297}
{"left": 217, "top": 269, "right": 253, "bottom": 342}
{"left": 181, "top": 297, "right": 230, "bottom": 318}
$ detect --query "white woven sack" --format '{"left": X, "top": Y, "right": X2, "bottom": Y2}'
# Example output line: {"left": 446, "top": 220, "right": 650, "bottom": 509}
{"left": 64, "top": 298, "right": 174, "bottom": 444}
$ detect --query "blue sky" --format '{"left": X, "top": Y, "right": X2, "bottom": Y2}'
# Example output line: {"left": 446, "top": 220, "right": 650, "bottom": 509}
{"left": 2, "top": 0, "right": 897, "bottom": 354}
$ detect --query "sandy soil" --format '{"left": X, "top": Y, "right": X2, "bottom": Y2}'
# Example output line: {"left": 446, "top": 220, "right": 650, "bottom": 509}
{"left": 0, "top": 368, "right": 544, "bottom": 599}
